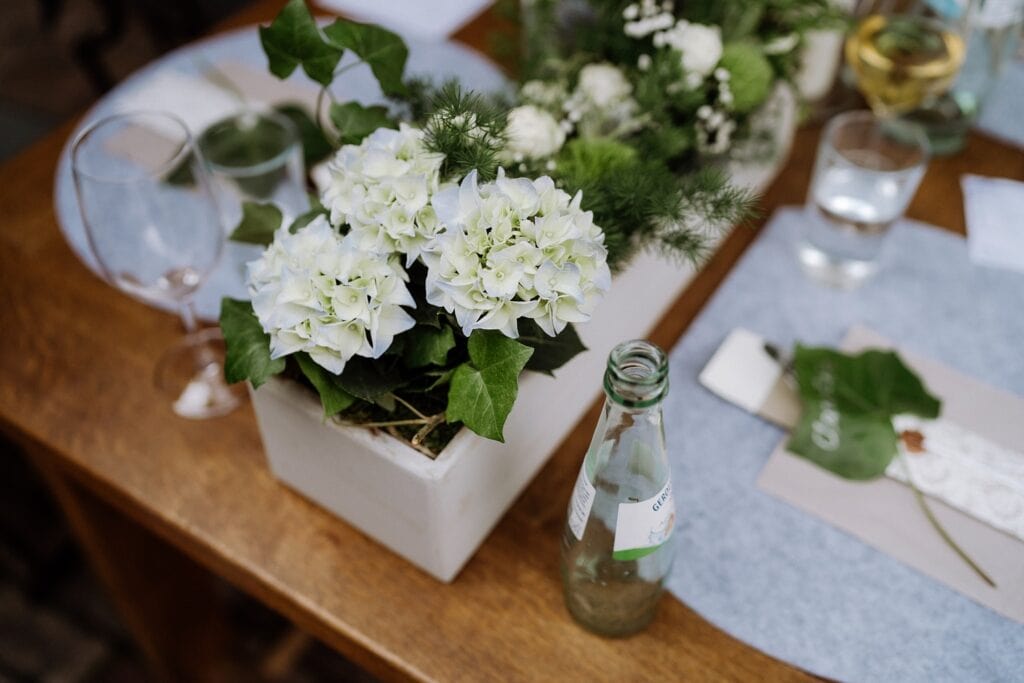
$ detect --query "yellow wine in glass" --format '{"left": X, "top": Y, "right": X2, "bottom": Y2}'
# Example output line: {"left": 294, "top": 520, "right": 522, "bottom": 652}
{"left": 846, "top": 13, "right": 966, "bottom": 116}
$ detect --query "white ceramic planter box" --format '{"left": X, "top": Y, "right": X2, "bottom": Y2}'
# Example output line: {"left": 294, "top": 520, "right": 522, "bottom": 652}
{"left": 251, "top": 250, "right": 698, "bottom": 582}
{"left": 252, "top": 87, "right": 797, "bottom": 582}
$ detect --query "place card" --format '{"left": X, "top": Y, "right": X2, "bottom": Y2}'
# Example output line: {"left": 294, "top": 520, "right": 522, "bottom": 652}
{"left": 701, "top": 325, "right": 1024, "bottom": 623}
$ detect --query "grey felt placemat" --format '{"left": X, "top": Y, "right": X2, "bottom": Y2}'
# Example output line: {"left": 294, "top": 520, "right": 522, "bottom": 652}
{"left": 661, "top": 207, "right": 1024, "bottom": 682}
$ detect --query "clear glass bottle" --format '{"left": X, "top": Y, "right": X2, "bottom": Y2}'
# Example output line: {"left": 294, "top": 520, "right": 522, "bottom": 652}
{"left": 560, "top": 340, "right": 675, "bottom": 637}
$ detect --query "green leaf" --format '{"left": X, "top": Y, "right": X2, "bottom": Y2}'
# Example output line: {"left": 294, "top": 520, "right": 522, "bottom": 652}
{"left": 787, "top": 346, "right": 941, "bottom": 481}
{"left": 447, "top": 331, "right": 533, "bottom": 442}
{"left": 219, "top": 298, "right": 285, "bottom": 388}
{"left": 787, "top": 400, "right": 898, "bottom": 480}
{"left": 517, "top": 320, "right": 586, "bottom": 375}
{"left": 274, "top": 103, "right": 333, "bottom": 166}
{"left": 229, "top": 202, "right": 283, "bottom": 245}
{"left": 792, "top": 346, "right": 941, "bottom": 420}
{"left": 402, "top": 325, "right": 456, "bottom": 368}
{"left": 323, "top": 20, "right": 408, "bottom": 96}
{"left": 259, "top": 0, "right": 343, "bottom": 86}
{"left": 336, "top": 356, "right": 406, "bottom": 402}
{"left": 295, "top": 353, "right": 356, "bottom": 416}
{"left": 328, "top": 101, "right": 395, "bottom": 145}
{"left": 287, "top": 195, "right": 327, "bottom": 233}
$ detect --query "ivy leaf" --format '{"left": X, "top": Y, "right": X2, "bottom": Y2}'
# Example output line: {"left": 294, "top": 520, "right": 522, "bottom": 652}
{"left": 336, "top": 356, "right": 406, "bottom": 402}
{"left": 274, "top": 102, "right": 333, "bottom": 166}
{"left": 219, "top": 298, "right": 285, "bottom": 388}
{"left": 787, "top": 400, "right": 898, "bottom": 480}
{"left": 229, "top": 202, "right": 283, "bottom": 245}
{"left": 328, "top": 102, "right": 395, "bottom": 145}
{"left": 447, "top": 331, "right": 534, "bottom": 442}
{"left": 402, "top": 325, "right": 456, "bottom": 368}
{"left": 259, "top": 0, "right": 343, "bottom": 86}
{"left": 287, "top": 195, "right": 327, "bottom": 233}
{"left": 517, "top": 320, "right": 586, "bottom": 375}
{"left": 792, "top": 346, "right": 941, "bottom": 420}
{"left": 786, "top": 346, "right": 941, "bottom": 480}
{"left": 323, "top": 20, "right": 409, "bottom": 96}
{"left": 295, "top": 352, "right": 356, "bottom": 416}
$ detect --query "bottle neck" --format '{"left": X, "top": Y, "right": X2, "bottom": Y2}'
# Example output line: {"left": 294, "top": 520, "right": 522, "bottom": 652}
{"left": 603, "top": 340, "right": 669, "bottom": 410}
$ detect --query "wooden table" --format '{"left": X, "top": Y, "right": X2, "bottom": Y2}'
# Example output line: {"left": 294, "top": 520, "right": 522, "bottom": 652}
{"left": 2, "top": 2, "right": 1022, "bottom": 680}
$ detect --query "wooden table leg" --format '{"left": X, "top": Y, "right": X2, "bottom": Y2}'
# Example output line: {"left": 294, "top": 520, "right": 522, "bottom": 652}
{"left": 26, "top": 450, "right": 236, "bottom": 682}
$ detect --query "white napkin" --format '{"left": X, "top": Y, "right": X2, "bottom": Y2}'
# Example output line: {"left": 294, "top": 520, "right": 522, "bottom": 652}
{"left": 962, "top": 174, "right": 1024, "bottom": 274}
{"left": 316, "top": 0, "right": 492, "bottom": 40}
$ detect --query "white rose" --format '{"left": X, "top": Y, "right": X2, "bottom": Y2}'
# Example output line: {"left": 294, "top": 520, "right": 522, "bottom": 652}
{"left": 658, "top": 21, "right": 722, "bottom": 79}
{"left": 505, "top": 105, "right": 566, "bottom": 161}
{"left": 576, "top": 63, "right": 633, "bottom": 108}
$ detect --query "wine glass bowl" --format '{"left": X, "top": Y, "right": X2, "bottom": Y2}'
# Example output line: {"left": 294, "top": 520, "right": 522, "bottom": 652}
{"left": 845, "top": 2, "right": 972, "bottom": 117}
{"left": 72, "top": 111, "right": 244, "bottom": 419}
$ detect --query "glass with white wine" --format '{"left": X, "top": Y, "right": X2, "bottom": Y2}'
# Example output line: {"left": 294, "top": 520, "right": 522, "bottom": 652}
{"left": 846, "top": 0, "right": 976, "bottom": 117}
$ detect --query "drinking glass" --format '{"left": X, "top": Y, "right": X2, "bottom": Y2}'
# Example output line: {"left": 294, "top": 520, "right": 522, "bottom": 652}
{"left": 72, "top": 111, "right": 244, "bottom": 419}
{"left": 197, "top": 109, "right": 308, "bottom": 232}
{"left": 797, "top": 110, "right": 929, "bottom": 288}
{"left": 846, "top": 0, "right": 975, "bottom": 117}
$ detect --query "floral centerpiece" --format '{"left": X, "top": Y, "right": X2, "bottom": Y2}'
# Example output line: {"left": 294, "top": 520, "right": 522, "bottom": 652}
{"left": 221, "top": 0, "right": 844, "bottom": 455}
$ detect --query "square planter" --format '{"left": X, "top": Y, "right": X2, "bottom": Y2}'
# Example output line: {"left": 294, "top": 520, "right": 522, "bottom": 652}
{"left": 250, "top": 250, "right": 698, "bottom": 581}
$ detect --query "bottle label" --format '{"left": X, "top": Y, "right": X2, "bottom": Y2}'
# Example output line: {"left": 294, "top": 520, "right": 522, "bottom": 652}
{"left": 612, "top": 480, "right": 675, "bottom": 561}
{"left": 567, "top": 465, "right": 597, "bottom": 541}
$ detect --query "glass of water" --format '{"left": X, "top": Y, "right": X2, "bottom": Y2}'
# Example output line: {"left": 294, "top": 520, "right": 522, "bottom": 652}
{"left": 197, "top": 109, "right": 308, "bottom": 232}
{"left": 797, "top": 110, "right": 929, "bottom": 288}
{"left": 72, "top": 111, "right": 244, "bottom": 419}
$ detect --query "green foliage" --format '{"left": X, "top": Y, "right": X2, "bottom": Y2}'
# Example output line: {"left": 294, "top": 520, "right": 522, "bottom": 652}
{"left": 402, "top": 325, "right": 457, "bottom": 368}
{"left": 295, "top": 353, "right": 356, "bottom": 416}
{"left": 322, "top": 20, "right": 408, "bottom": 96}
{"left": 274, "top": 103, "right": 332, "bottom": 166}
{"left": 787, "top": 346, "right": 941, "bottom": 480}
{"left": 220, "top": 298, "right": 286, "bottom": 388}
{"left": 422, "top": 82, "right": 507, "bottom": 182}
{"left": 329, "top": 102, "right": 395, "bottom": 145}
{"left": 335, "top": 356, "right": 407, "bottom": 402}
{"left": 720, "top": 42, "right": 774, "bottom": 114}
{"left": 518, "top": 320, "right": 587, "bottom": 375}
{"left": 447, "top": 331, "right": 534, "bottom": 442}
{"left": 229, "top": 202, "right": 283, "bottom": 245}
{"left": 259, "top": 0, "right": 342, "bottom": 85}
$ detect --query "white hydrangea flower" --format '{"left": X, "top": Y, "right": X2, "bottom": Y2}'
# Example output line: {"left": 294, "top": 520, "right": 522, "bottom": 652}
{"left": 247, "top": 216, "right": 416, "bottom": 375}
{"left": 321, "top": 123, "right": 445, "bottom": 265}
{"left": 505, "top": 105, "right": 566, "bottom": 161}
{"left": 519, "top": 79, "right": 568, "bottom": 110}
{"left": 574, "top": 63, "right": 633, "bottom": 108}
{"left": 656, "top": 21, "right": 723, "bottom": 83}
{"left": 423, "top": 169, "right": 611, "bottom": 339}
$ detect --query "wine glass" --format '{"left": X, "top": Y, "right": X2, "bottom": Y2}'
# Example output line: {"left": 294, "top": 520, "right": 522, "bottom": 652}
{"left": 72, "top": 111, "right": 245, "bottom": 419}
{"left": 845, "top": 0, "right": 976, "bottom": 117}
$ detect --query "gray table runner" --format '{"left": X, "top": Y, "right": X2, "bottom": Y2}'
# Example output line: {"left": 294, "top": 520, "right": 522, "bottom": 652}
{"left": 662, "top": 207, "right": 1024, "bottom": 682}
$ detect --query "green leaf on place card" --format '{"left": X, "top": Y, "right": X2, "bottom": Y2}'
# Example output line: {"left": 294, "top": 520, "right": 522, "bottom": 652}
{"left": 336, "top": 356, "right": 406, "bottom": 402}
{"left": 274, "top": 103, "right": 333, "bottom": 166}
{"left": 786, "top": 346, "right": 941, "bottom": 480}
{"left": 322, "top": 20, "right": 409, "bottom": 96}
{"left": 295, "top": 352, "right": 356, "bottom": 416}
{"left": 230, "top": 202, "right": 283, "bottom": 245}
{"left": 447, "top": 331, "right": 533, "bottom": 442}
{"left": 328, "top": 102, "right": 396, "bottom": 145}
{"left": 287, "top": 195, "right": 327, "bottom": 233}
{"left": 259, "top": 0, "right": 343, "bottom": 86}
{"left": 402, "top": 325, "right": 456, "bottom": 368}
{"left": 219, "top": 298, "right": 285, "bottom": 388}
{"left": 518, "top": 320, "right": 586, "bottom": 375}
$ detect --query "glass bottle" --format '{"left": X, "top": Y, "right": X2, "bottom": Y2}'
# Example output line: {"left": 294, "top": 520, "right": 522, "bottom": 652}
{"left": 560, "top": 340, "right": 675, "bottom": 637}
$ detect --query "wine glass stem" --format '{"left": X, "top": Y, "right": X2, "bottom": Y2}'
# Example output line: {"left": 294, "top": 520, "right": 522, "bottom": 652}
{"left": 180, "top": 301, "right": 199, "bottom": 334}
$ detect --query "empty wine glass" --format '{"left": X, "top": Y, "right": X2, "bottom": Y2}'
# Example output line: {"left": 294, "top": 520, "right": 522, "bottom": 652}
{"left": 72, "top": 110, "right": 245, "bottom": 419}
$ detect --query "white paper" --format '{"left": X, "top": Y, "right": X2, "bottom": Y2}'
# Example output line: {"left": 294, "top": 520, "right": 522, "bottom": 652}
{"left": 112, "top": 70, "right": 243, "bottom": 137}
{"left": 962, "top": 174, "right": 1024, "bottom": 274}
{"left": 317, "top": 0, "right": 491, "bottom": 40}
{"left": 699, "top": 328, "right": 783, "bottom": 414}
